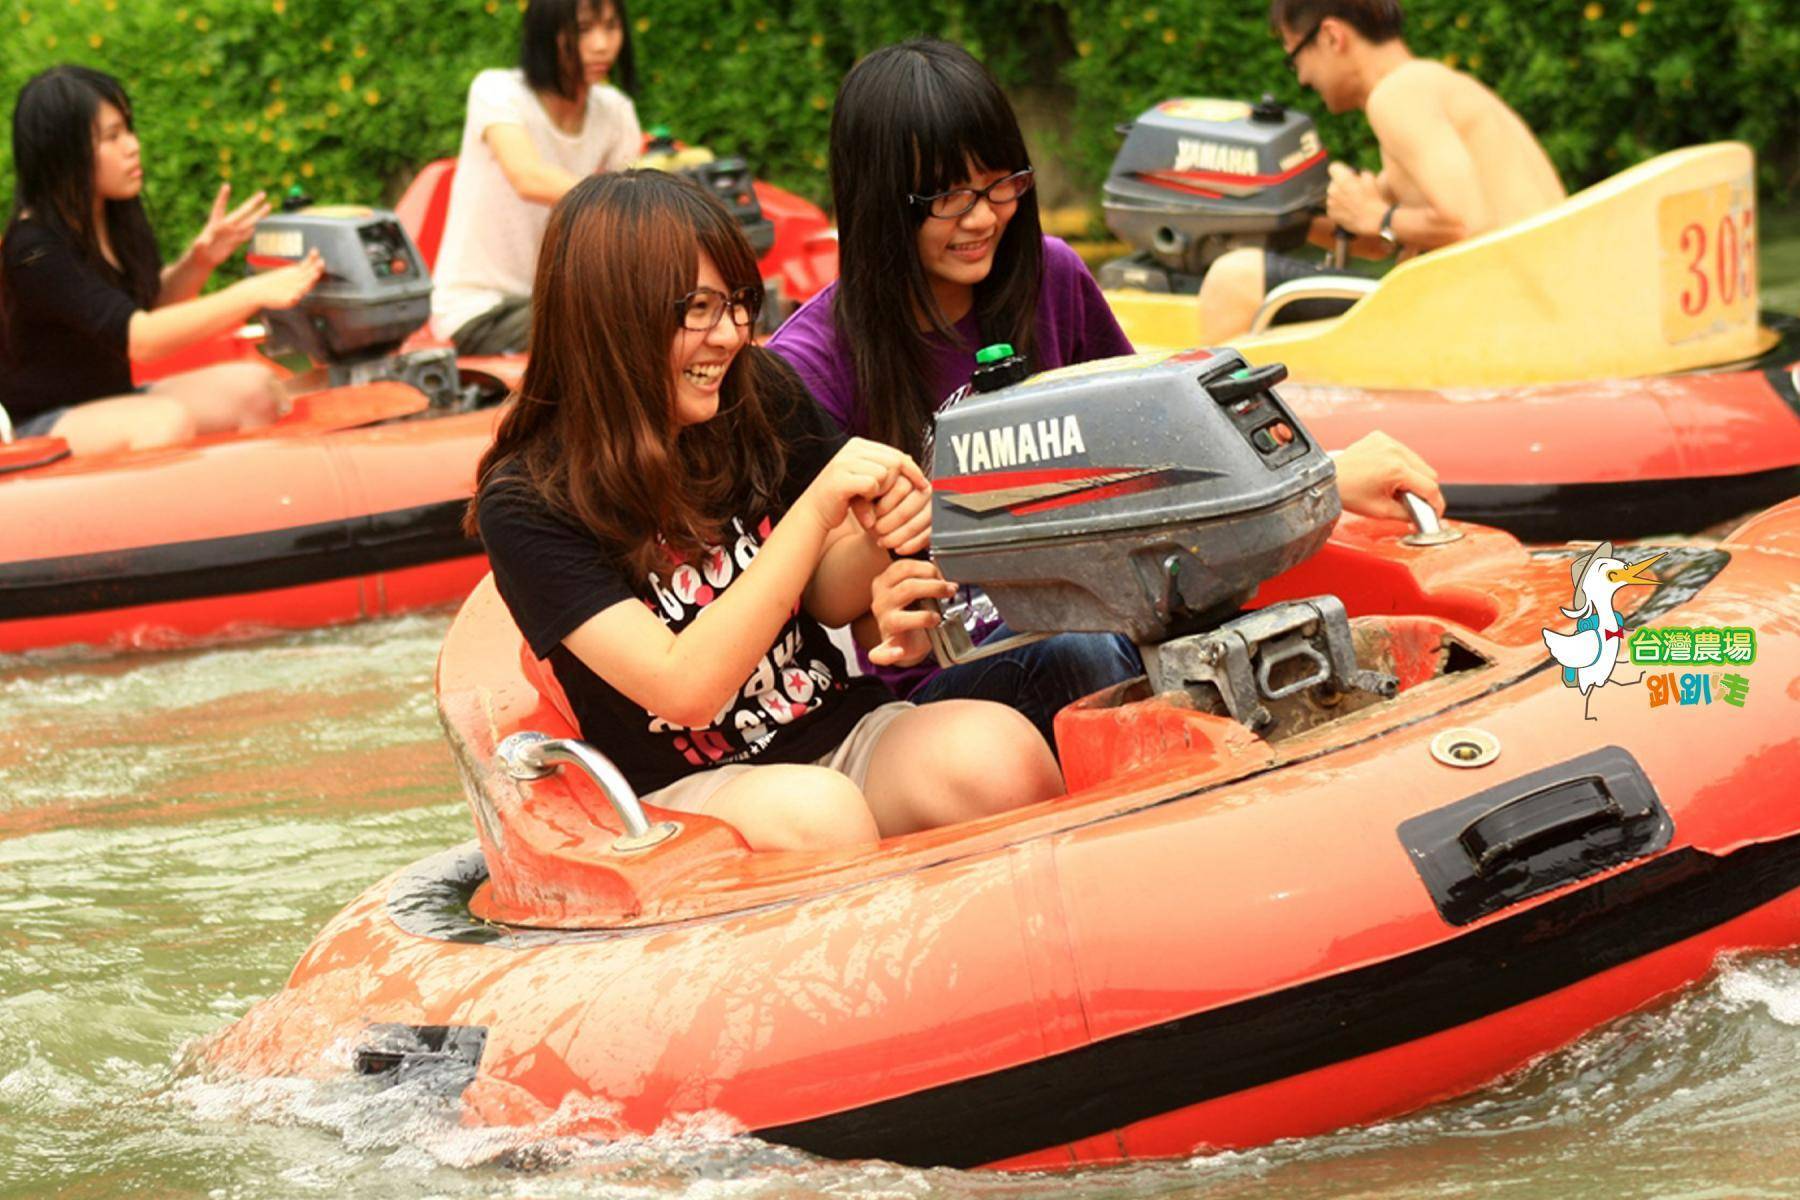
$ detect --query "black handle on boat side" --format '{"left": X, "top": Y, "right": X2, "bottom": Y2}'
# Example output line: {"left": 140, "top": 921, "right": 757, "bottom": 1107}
{"left": 1398, "top": 746, "right": 1675, "bottom": 926}
{"left": 1458, "top": 779, "right": 1623, "bottom": 877}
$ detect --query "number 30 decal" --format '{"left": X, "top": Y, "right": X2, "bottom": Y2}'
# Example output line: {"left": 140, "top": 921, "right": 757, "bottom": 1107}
{"left": 1680, "top": 211, "right": 1753, "bottom": 318}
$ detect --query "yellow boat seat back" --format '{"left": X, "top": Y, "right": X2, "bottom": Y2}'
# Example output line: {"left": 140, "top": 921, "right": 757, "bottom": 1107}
{"left": 1108, "top": 142, "right": 1778, "bottom": 388}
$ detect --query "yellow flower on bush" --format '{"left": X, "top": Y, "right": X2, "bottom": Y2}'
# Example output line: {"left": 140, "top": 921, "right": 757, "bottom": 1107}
{"left": 219, "top": 146, "right": 232, "bottom": 161}
{"left": 319, "top": 36, "right": 334, "bottom": 51}
{"left": 174, "top": 6, "right": 186, "bottom": 20}
{"left": 364, "top": 88, "right": 381, "bottom": 106}
{"left": 279, "top": 137, "right": 293, "bottom": 152}
{"left": 484, "top": 0, "right": 498, "bottom": 13}
{"left": 186, "top": 116, "right": 199, "bottom": 131}
{"left": 44, "top": 32, "right": 56, "bottom": 46}
{"left": 242, "top": 119, "right": 256, "bottom": 133}
{"left": 103, "top": 0, "right": 115, "bottom": 11}
{"left": 338, "top": 73, "right": 354, "bottom": 92}
{"left": 636, "top": 16, "right": 650, "bottom": 32}
{"left": 194, "top": 14, "right": 209, "bottom": 30}
{"left": 353, "top": 43, "right": 367, "bottom": 58}
{"left": 1583, "top": 2, "right": 1601, "bottom": 18}
{"left": 326, "top": 101, "right": 341, "bottom": 117}
{"left": 1620, "top": 19, "right": 1636, "bottom": 35}
{"left": 1442, "top": 52, "right": 1459, "bottom": 67}
{"left": 754, "top": 18, "right": 767, "bottom": 31}
{"left": 1077, "top": 40, "right": 1092, "bottom": 56}
{"left": 810, "top": 94, "right": 827, "bottom": 110}
{"left": 260, "top": 128, "right": 274, "bottom": 142}
{"left": 270, "top": 78, "right": 282, "bottom": 93}
{"left": 18, "top": 9, "right": 31, "bottom": 23}
{"left": 282, "top": 173, "right": 295, "bottom": 187}
{"left": 810, "top": 32, "right": 823, "bottom": 48}
{"left": 273, "top": 0, "right": 284, "bottom": 11}
{"left": 1637, "top": 0, "right": 1653, "bottom": 10}
{"left": 1161, "top": 26, "right": 1177, "bottom": 43}
{"left": 219, "top": 165, "right": 232, "bottom": 180}
{"left": 1454, "top": 12, "right": 1470, "bottom": 28}
{"left": 1143, "top": 7, "right": 1158, "bottom": 21}
{"left": 301, "top": 161, "right": 315, "bottom": 178}
{"left": 87, "top": 31, "right": 101, "bottom": 46}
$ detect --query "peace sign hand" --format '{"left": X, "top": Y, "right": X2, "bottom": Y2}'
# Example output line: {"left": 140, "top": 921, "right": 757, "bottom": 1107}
{"left": 191, "top": 184, "right": 272, "bottom": 269}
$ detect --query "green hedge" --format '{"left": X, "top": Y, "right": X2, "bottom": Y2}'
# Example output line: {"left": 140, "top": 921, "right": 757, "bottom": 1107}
{"left": 4, "top": 0, "right": 1798, "bottom": 263}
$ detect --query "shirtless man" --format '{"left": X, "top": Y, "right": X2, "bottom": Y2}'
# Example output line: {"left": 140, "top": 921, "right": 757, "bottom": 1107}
{"left": 1196, "top": 0, "right": 1566, "bottom": 340}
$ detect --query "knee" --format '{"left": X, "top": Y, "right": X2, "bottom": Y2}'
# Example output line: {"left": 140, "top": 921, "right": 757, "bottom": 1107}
{"left": 924, "top": 702, "right": 1064, "bottom": 817}
{"left": 223, "top": 364, "right": 283, "bottom": 427}
{"left": 125, "top": 398, "right": 198, "bottom": 449}
{"left": 754, "top": 773, "right": 880, "bottom": 852}
{"left": 1198, "top": 248, "right": 1266, "bottom": 333}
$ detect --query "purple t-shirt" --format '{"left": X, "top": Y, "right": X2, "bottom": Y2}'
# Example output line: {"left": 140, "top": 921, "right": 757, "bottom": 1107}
{"left": 767, "top": 235, "right": 1135, "bottom": 697}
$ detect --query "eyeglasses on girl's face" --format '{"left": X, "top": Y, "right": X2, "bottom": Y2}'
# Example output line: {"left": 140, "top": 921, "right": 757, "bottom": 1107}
{"left": 908, "top": 169, "right": 1035, "bottom": 220}
{"left": 673, "top": 285, "right": 762, "bottom": 332}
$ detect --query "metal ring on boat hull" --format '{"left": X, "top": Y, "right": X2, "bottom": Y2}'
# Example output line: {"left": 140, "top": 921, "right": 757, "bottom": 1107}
{"left": 495, "top": 731, "right": 680, "bottom": 852}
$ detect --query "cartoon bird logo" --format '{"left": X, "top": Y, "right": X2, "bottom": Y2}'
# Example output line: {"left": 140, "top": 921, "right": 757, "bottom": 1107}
{"left": 1540, "top": 541, "right": 1665, "bottom": 721}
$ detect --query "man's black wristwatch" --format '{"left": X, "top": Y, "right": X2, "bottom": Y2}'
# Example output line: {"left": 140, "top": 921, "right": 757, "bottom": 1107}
{"left": 1378, "top": 203, "right": 1400, "bottom": 251}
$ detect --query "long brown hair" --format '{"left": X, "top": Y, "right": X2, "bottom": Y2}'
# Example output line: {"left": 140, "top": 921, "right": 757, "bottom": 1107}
{"left": 465, "top": 170, "right": 788, "bottom": 578}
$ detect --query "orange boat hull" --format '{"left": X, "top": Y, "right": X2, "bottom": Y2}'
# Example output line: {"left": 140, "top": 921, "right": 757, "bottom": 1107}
{"left": 205, "top": 501, "right": 1800, "bottom": 1167}
{"left": 0, "top": 370, "right": 519, "bottom": 655}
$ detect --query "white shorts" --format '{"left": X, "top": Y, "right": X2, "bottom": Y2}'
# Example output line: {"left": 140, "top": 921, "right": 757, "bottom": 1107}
{"left": 640, "top": 701, "right": 913, "bottom": 815}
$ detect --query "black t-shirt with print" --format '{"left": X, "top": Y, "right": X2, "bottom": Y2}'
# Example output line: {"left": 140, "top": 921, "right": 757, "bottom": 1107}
{"left": 477, "top": 373, "right": 893, "bottom": 796}
{"left": 0, "top": 218, "right": 156, "bottom": 420}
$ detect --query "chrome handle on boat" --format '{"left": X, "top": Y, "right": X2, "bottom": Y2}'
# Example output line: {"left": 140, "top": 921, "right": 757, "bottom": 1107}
{"left": 495, "top": 731, "right": 679, "bottom": 852}
{"left": 1400, "top": 489, "right": 1463, "bottom": 547}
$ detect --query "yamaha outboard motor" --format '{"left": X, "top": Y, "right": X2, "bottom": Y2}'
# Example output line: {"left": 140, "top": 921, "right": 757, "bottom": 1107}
{"left": 929, "top": 348, "right": 1395, "bottom": 731}
{"left": 246, "top": 207, "right": 465, "bottom": 408}
{"left": 1098, "top": 96, "right": 1329, "bottom": 294}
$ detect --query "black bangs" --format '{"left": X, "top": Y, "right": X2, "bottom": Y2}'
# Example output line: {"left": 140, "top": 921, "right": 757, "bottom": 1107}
{"left": 903, "top": 62, "right": 1031, "bottom": 200}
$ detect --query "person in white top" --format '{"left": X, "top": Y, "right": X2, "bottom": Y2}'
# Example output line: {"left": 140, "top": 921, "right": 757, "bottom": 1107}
{"left": 430, "top": 0, "right": 643, "bottom": 354}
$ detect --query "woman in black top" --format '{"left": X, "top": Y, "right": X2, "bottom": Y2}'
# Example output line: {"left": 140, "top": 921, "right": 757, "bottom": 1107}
{"left": 0, "top": 66, "right": 324, "bottom": 455}
{"left": 469, "top": 170, "right": 1062, "bottom": 851}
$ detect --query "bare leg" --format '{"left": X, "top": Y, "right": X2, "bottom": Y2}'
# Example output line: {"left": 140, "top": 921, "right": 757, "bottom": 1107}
{"left": 47, "top": 394, "right": 197, "bottom": 456}
{"left": 701, "top": 764, "right": 881, "bottom": 852}
{"left": 1196, "top": 247, "right": 1267, "bottom": 343}
{"left": 859, "top": 700, "right": 1063, "bottom": 838}
{"left": 146, "top": 361, "right": 284, "bottom": 433}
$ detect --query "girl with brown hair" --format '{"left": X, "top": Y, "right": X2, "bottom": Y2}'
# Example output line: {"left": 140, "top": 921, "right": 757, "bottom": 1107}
{"left": 469, "top": 170, "right": 1062, "bottom": 852}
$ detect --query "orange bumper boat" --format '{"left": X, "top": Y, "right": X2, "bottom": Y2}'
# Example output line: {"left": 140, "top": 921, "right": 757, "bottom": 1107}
{"left": 1105, "top": 142, "right": 1800, "bottom": 540}
{"left": 0, "top": 205, "right": 524, "bottom": 655}
{"left": 207, "top": 352, "right": 1800, "bottom": 1167}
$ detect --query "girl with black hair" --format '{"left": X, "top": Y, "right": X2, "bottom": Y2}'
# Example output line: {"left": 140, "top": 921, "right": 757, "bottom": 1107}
{"left": 766, "top": 38, "right": 1146, "bottom": 745}
{"left": 768, "top": 38, "right": 1445, "bottom": 747}
{"left": 430, "top": 0, "right": 642, "bottom": 355}
{"left": 0, "top": 65, "right": 324, "bottom": 456}
{"left": 470, "top": 171, "right": 1062, "bottom": 852}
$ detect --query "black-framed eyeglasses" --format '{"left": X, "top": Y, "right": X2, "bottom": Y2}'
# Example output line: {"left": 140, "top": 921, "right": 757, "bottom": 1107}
{"left": 1283, "top": 21, "right": 1323, "bottom": 73}
{"left": 673, "top": 285, "right": 762, "bottom": 332}
{"left": 908, "top": 169, "right": 1035, "bottom": 220}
